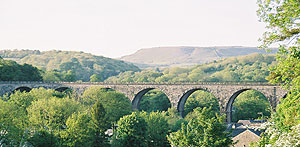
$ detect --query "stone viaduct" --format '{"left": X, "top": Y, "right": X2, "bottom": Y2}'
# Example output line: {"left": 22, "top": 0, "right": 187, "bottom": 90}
{"left": 0, "top": 81, "right": 287, "bottom": 123}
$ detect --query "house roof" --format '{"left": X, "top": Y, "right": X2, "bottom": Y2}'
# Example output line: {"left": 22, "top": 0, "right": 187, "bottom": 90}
{"left": 230, "top": 128, "right": 262, "bottom": 138}
{"left": 232, "top": 129, "right": 261, "bottom": 147}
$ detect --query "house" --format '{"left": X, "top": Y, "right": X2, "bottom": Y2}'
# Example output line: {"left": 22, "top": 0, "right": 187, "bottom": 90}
{"left": 228, "top": 120, "right": 265, "bottom": 147}
{"left": 232, "top": 129, "right": 261, "bottom": 147}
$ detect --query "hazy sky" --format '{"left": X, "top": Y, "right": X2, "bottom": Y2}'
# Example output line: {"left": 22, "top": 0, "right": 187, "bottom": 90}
{"left": 0, "top": 0, "right": 266, "bottom": 58}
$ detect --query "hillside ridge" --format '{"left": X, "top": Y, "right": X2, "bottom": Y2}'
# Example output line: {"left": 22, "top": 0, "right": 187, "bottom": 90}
{"left": 119, "top": 46, "right": 277, "bottom": 68}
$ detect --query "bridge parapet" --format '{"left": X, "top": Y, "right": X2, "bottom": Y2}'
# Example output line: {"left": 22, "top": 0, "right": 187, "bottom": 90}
{"left": 0, "top": 81, "right": 279, "bottom": 86}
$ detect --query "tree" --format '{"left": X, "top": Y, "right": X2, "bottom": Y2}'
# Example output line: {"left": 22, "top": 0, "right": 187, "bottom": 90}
{"left": 27, "top": 129, "right": 58, "bottom": 147}
{"left": 42, "top": 70, "right": 62, "bottom": 82}
{"left": 0, "top": 99, "right": 27, "bottom": 146}
{"left": 60, "top": 112, "right": 95, "bottom": 147}
{"left": 167, "top": 107, "right": 233, "bottom": 147}
{"left": 139, "top": 90, "right": 171, "bottom": 112}
{"left": 7, "top": 88, "right": 69, "bottom": 113}
{"left": 112, "top": 112, "right": 148, "bottom": 147}
{"left": 27, "top": 97, "right": 82, "bottom": 134}
{"left": 90, "top": 101, "right": 109, "bottom": 146}
{"left": 255, "top": 0, "right": 300, "bottom": 146}
{"left": 62, "top": 70, "right": 77, "bottom": 82}
{"left": 90, "top": 74, "right": 103, "bottom": 82}
{"left": 164, "top": 108, "right": 187, "bottom": 132}
{"left": 258, "top": 0, "right": 300, "bottom": 89}
{"left": 257, "top": 0, "right": 300, "bottom": 51}
{"left": 0, "top": 59, "right": 42, "bottom": 81}
{"left": 232, "top": 90, "right": 271, "bottom": 122}
{"left": 184, "top": 90, "right": 219, "bottom": 117}
{"left": 1, "top": 88, "right": 72, "bottom": 146}
{"left": 257, "top": 0, "right": 300, "bottom": 129}
{"left": 140, "top": 111, "right": 170, "bottom": 147}
{"left": 81, "top": 86, "right": 132, "bottom": 124}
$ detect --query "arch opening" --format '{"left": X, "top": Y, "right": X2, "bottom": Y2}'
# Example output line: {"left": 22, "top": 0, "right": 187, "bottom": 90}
{"left": 14, "top": 87, "right": 32, "bottom": 93}
{"left": 132, "top": 88, "right": 171, "bottom": 112}
{"left": 178, "top": 88, "right": 219, "bottom": 118}
{"left": 55, "top": 87, "right": 72, "bottom": 93}
{"left": 226, "top": 89, "right": 271, "bottom": 123}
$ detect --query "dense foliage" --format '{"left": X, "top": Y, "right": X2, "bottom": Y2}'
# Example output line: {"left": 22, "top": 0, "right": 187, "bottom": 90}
{"left": 113, "top": 111, "right": 177, "bottom": 147}
{"left": 184, "top": 90, "right": 219, "bottom": 117}
{"left": 0, "top": 59, "right": 42, "bottom": 81}
{"left": 0, "top": 50, "right": 140, "bottom": 82}
{"left": 112, "top": 112, "right": 148, "bottom": 147}
{"left": 0, "top": 87, "right": 132, "bottom": 146}
{"left": 167, "top": 107, "right": 233, "bottom": 147}
{"left": 106, "top": 53, "right": 276, "bottom": 83}
{"left": 81, "top": 86, "right": 132, "bottom": 125}
{"left": 139, "top": 89, "right": 171, "bottom": 112}
{"left": 252, "top": 0, "right": 300, "bottom": 146}
{"left": 232, "top": 90, "right": 271, "bottom": 122}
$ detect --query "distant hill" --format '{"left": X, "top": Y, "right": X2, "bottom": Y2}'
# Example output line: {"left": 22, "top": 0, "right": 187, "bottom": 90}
{"left": 119, "top": 46, "right": 277, "bottom": 68}
{"left": 0, "top": 49, "right": 140, "bottom": 81}
{"left": 107, "top": 53, "right": 276, "bottom": 83}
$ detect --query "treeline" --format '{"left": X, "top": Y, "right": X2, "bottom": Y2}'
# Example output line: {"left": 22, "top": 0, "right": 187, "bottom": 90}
{"left": 0, "top": 59, "right": 42, "bottom": 81}
{"left": 0, "top": 50, "right": 140, "bottom": 82}
{"left": 106, "top": 53, "right": 276, "bottom": 83}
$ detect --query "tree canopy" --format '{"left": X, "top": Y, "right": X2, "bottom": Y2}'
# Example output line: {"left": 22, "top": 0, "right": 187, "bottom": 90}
{"left": 254, "top": 0, "right": 300, "bottom": 146}
{"left": 81, "top": 86, "right": 132, "bottom": 125}
{"left": 167, "top": 107, "right": 233, "bottom": 147}
{"left": 0, "top": 50, "right": 140, "bottom": 82}
{"left": 0, "top": 59, "right": 42, "bottom": 81}
{"left": 232, "top": 90, "right": 271, "bottom": 122}
{"left": 139, "top": 89, "right": 171, "bottom": 112}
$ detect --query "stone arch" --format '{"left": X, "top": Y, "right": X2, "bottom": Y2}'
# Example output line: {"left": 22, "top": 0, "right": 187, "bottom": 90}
{"left": 131, "top": 88, "right": 171, "bottom": 110}
{"left": 177, "top": 88, "right": 218, "bottom": 117}
{"left": 14, "top": 86, "right": 32, "bottom": 93}
{"left": 225, "top": 89, "right": 270, "bottom": 123}
{"left": 55, "top": 87, "right": 72, "bottom": 92}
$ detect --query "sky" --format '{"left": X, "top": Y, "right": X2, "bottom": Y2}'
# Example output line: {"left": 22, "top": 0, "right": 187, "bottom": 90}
{"left": 0, "top": 0, "right": 266, "bottom": 58}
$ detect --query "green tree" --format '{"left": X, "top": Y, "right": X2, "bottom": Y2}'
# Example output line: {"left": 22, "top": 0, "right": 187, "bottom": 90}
{"left": 42, "top": 70, "right": 62, "bottom": 82}
{"left": 167, "top": 107, "right": 233, "bottom": 147}
{"left": 184, "top": 90, "right": 220, "bottom": 117}
{"left": 27, "top": 129, "right": 58, "bottom": 147}
{"left": 112, "top": 112, "right": 147, "bottom": 147}
{"left": 27, "top": 97, "right": 82, "bottom": 134}
{"left": 0, "top": 59, "right": 42, "bottom": 81}
{"left": 0, "top": 99, "right": 27, "bottom": 146}
{"left": 62, "top": 70, "right": 77, "bottom": 82}
{"left": 60, "top": 112, "right": 95, "bottom": 147}
{"left": 164, "top": 108, "right": 187, "bottom": 132}
{"left": 81, "top": 86, "right": 132, "bottom": 125}
{"left": 232, "top": 90, "right": 271, "bottom": 122}
{"left": 144, "top": 112, "right": 170, "bottom": 147}
{"left": 1, "top": 88, "right": 73, "bottom": 146}
{"left": 90, "top": 101, "right": 109, "bottom": 146}
{"left": 139, "top": 89, "right": 171, "bottom": 112}
{"left": 6, "top": 88, "right": 69, "bottom": 113}
{"left": 255, "top": 0, "right": 300, "bottom": 146}
{"left": 90, "top": 74, "right": 103, "bottom": 82}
